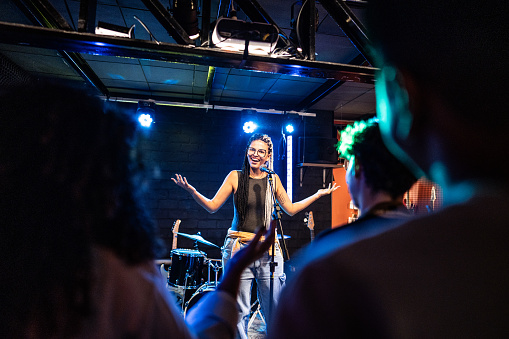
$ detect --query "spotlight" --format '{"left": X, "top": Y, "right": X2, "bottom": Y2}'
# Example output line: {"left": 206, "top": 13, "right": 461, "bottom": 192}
{"left": 212, "top": 18, "right": 279, "bottom": 55}
{"left": 138, "top": 113, "right": 153, "bottom": 127}
{"left": 137, "top": 100, "right": 156, "bottom": 128}
{"left": 285, "top": 124, "right": 295, "bottom": 134}
{"left": 282, "top": 113, "right": 301, "bottom": 135}
{"left": 243, "top": 121, "right": 258, "bottom": 133}
{"left": 95, "top": 21, "right": 135, "bottom": 38}
{"left": 241, "top": 109, "right": 259, "bottom": 133}
{"left": 172, "top": 0, "right": 200, "bottom": 40}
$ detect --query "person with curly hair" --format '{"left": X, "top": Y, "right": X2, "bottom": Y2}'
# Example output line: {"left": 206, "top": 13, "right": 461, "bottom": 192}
{"left": 0, "top": 82, "right": 275, "bottom": 339}
{"left": 172, "top": 133, "right": 338, "bottom": 338}
{"left": 268, "top": 119, "right": 417, "bottom": 312}
{"left": 337, "top": 117, "right": 417, "bottom": 217}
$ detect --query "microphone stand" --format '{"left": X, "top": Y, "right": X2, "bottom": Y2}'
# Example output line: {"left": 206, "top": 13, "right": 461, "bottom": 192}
{"left": 266, "top": 171, "right": 290, "bottom": 321}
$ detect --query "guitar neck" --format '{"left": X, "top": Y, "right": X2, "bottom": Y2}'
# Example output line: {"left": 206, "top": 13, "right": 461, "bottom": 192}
{"left": 172, "top": 220, "right": 181, "bottom": 250}
{"left": 306, "top": 211, "right": 315, "bottom": 242}
{"left": 172, "top": 232, "right": 178, "bottom": 250}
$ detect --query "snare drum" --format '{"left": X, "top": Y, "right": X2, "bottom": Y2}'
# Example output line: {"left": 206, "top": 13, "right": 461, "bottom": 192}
{"left": 184, "top": 283, "right": 216, "bottom": 317}
{"left": 168, "top": 249, "right": 205, "bottom": 289}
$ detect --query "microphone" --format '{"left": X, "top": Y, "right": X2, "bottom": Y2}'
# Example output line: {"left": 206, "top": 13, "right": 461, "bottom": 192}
{"left": 260, "top": 166, "right": 275, "bottom": 174}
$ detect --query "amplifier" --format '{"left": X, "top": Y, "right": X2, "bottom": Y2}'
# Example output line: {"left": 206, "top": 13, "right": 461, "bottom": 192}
{"left": 298, "top": 137, "right": 338, "bottom": 164}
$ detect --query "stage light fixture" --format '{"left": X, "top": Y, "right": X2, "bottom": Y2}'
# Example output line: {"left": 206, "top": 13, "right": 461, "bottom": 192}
{"left": 282, "top": 113, "right": 301, "bottom": 135}
{"left": 137, "top": 100, "right": 156, "bottom": 128}
{"left": 138, "top": 113, "right": 153, "bottom": 127}
{"left": 241, "top": 109, "right": 259, "bottom": 133}
{"left": 212, "top": 18, "right": 279, "bottom": 55}
{"left": 95, "top": 21, "right": 135, "bottom": 38}
{"left": 243, "top": 121, "right": 258, "bottom": 133}
{"left": 285, "top": 124, "right": 295, "bottom": 134}
{"left": 172, "top": 0, "right": 200, "bottom": 40}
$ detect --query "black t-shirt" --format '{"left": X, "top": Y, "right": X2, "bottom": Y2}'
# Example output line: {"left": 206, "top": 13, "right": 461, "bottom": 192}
{"left": 232, "top": 176, "right": 267, "bottom": 233}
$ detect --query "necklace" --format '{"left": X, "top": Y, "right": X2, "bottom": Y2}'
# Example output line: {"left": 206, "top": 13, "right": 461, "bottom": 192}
{"left": 250, "top": 173, "right": 266, "bottom": 179}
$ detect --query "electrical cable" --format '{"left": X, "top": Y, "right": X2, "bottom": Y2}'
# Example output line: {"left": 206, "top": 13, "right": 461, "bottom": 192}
{"left": 134, "top": 15, "right": 160, "bottom": 44}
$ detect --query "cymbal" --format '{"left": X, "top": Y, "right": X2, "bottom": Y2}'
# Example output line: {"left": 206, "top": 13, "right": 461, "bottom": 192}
{"left": 176, "top": 232, "right": 220, "bottom": 248}
{"left": 277, "top": 234, "right": 291, "bottom": 240}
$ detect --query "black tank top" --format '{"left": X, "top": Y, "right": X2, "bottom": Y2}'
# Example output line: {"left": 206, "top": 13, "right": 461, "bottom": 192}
{"left": 231, "top": 176, "right": 267, "bottom": 233}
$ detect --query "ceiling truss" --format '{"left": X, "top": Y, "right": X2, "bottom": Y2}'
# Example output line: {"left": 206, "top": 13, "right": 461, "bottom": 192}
{"left": 0, "top": 0, "right": 376, "bottom": 112}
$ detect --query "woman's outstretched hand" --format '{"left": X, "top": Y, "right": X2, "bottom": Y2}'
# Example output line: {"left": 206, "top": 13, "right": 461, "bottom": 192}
{"left": 171, "top": 174, "right": 196, "bottom": 193}
{"left": 317, "top": 183, "right": 340, "bottom": 197}
{"left": 217, "top": 220, "right": 276, "bottom": 297}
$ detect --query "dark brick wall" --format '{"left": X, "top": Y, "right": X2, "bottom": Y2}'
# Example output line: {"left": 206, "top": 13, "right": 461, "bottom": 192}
{"left": 131, "top": 103, "right": 335, "bottom": 261}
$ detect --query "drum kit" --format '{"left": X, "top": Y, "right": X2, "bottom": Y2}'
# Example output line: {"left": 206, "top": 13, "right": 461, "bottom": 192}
{"left": 159, "top": 231, "right": 223, "bottom": 315}
{"left": 158, "top": 225, "right": 293, "bottom": 318}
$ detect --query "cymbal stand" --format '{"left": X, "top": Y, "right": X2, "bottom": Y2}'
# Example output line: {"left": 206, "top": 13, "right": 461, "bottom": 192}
{"left": 181, "top": 271, "right": 191, "bottom": 312}
{"left": 206, "top": 258, "right": 222, "bottom": 286}
{"left": 193, "top": 237, "right": 200, "bottom": 251}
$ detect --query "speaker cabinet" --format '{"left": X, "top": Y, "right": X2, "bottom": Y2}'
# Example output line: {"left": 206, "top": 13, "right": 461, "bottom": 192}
{"left": 298, "top": 137, "right": 338, "bottom": 164}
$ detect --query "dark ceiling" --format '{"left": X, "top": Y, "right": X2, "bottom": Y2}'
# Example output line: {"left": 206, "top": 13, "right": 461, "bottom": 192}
{"left": 0, "top": 0, "right": 377, "bottom": 122}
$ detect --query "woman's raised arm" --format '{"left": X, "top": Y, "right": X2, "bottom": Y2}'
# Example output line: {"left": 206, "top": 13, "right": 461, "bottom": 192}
{"left": 172, "top": 170, "right": 238, "bottom": 213}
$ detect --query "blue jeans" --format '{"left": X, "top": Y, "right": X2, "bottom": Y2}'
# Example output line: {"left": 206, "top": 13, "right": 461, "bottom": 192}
{"left": 222, "top": 237, "right": 286, "bottom": 339}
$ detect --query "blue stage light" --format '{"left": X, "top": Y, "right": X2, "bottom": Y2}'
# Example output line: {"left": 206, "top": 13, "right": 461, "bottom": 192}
{"left": 137, "top": 100, "right": 156, "bottom": 128}
{"left": 282, "top": 113, "right": 301, "bottom": 135}
{"left": 138, "top": 113, "right": 153, "bottom": 128}
{"left": 243, "top": 121, "right": 258, "bottom": 133}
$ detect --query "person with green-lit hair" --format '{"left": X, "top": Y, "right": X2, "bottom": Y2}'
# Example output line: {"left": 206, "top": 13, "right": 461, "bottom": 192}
{"left": 268, "top": 117, "right": 417, "bottom": 338}
{"left": 336, "top": 117, "right": 416, "bottom": 217}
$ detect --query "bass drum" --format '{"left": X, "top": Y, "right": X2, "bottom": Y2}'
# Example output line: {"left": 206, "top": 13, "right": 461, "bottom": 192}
{"left": 184, "top": 283, "right": 216, "bottom": 317}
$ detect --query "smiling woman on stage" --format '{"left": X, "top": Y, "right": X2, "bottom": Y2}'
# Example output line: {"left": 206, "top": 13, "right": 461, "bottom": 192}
{"left": 172, "top": 133, "right": 338, "bottom": 338}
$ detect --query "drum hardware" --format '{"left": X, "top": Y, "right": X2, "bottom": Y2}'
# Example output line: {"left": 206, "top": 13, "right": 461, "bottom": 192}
{"left": 180, "top": 271, "right": 192, "bottom": 312}
{"left": 165, "top": 256, "right": 224, "bottom": 314}
{"left": 167, "top": 232, "right": 219, "bottom": 288}
{"left": 205, "top": 258, "right": 222, "bottom": 286}
{"left": 155, "top": 258, "right": 172, "bottom": 265}
{"left": 183, "top": 283, "right": 217, "bottom": 317}
{"left": 182, "top": 257, "right": 227, "bottom": 316}
{"left": 160, "top": 231, "right": 223, "bottom": 313}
